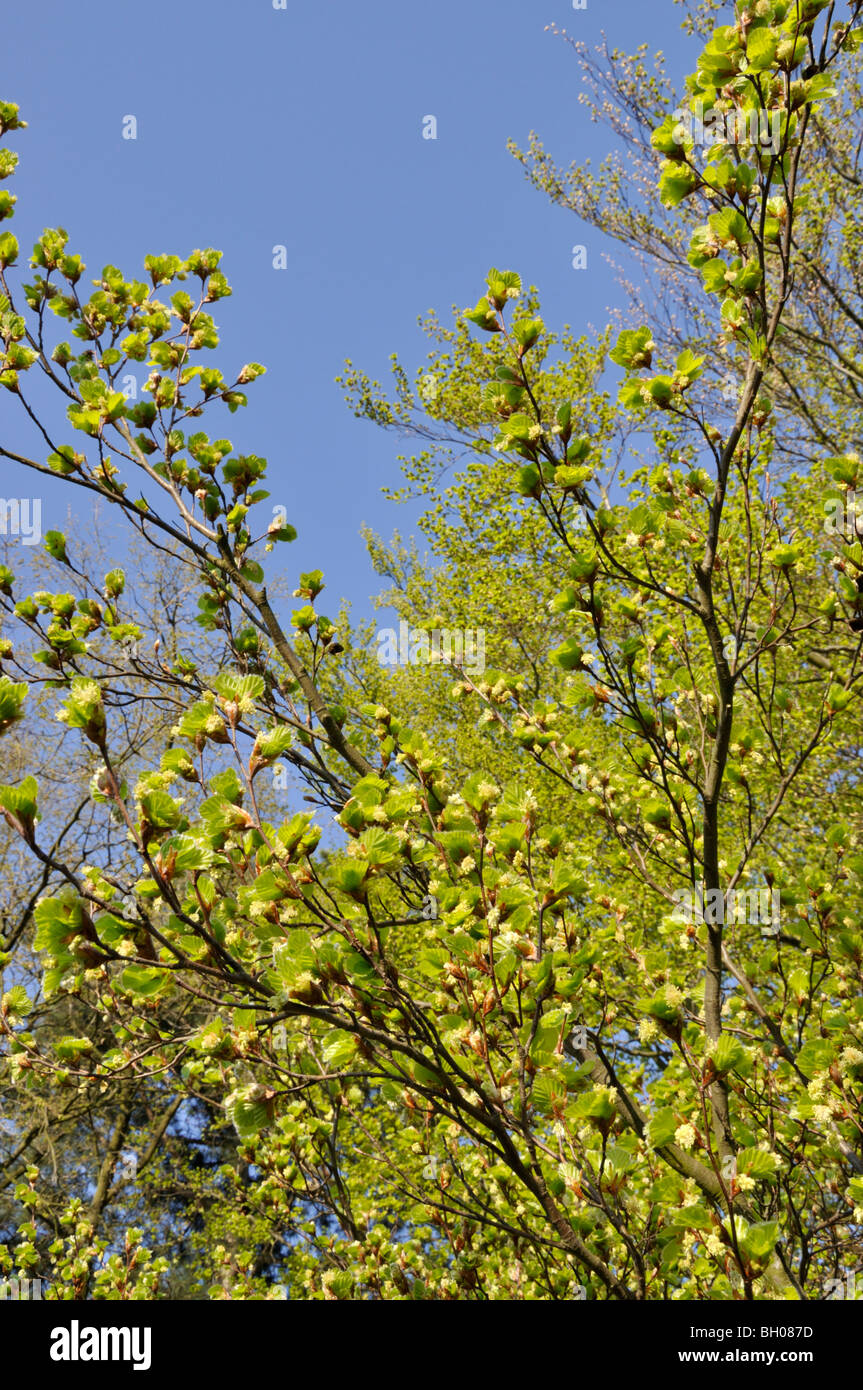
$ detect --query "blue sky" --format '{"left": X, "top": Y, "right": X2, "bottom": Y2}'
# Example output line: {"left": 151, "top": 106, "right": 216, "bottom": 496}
{"left": 1, "top": 0, "right": 697, "bottom": 621}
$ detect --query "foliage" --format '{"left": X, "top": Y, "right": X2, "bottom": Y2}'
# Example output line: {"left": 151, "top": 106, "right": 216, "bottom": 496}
{"left": 1, "top": 1, "right": 863, "bottom": 1300}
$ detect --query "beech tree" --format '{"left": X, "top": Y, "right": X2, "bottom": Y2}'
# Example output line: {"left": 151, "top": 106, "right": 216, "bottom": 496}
{"left": 1, "top": 0, "right": 863, "bottom": 1301}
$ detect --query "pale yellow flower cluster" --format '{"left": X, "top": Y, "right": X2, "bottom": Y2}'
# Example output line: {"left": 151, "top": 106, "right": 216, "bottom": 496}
{"left": 675, "top": 1123, "right": 697, "bottom": 1151}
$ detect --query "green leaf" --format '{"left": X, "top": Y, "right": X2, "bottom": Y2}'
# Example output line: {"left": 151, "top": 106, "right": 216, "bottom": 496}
{"left": 708, "top": 208, "right": 751, "bottom": 248}
{"left": 826, "top": 685, "right": 852, "bottom": 714}
{"left": 464, "top": 297, "right": 500, "bottom": 333}
{"left": 516, "top": 463, "right": 540, "bottom": 496}
{"left": 767, "top": 543, "right": 801, "bottom": 570}
{"left": 511, "top": 317, "right": 544, "bottom": 354}
{"left": 333, "top": 861, "right": 369, "bottom": 894}
{"left": 737, "top": 1148, "right": 780, "bottom": 1181}
{"left": 824, "top": 454, "right": 859, "bottom": 486}
{"left": 549, "top": 638, "right": 585, "bottom": 672}
{"left": 0, "top": 775, "right": 38, "bottom": 827}
{"left": 609, "top": 326, "right": 654, "bottom": 371}
{"left": 139, "top": 790, "right": 184, "bottom": 831}
{"left": 120, "top": 966, "right": 167, "bottom": 997}
{"left": 214, "top": 671, "right": 265, "bottom": 710}
{"left": 57, "top": 677, "right": 106, "bottom": 743}
{"left": 255, "top": 725, "right": 294, "bottom": 761}
{"left": 647, "top": 1108, "right": 678, "bottom": 1148}
{"left": 651, "top": 115, "right": 687, "bottom": 157}
{"left": 739, "top": 1220, "right": 780, "bottom": 1263}
{"left": 554, "top": 464, "right": 593, "bottom": 489}
{"left": 746, "top": 28, "right": 778, "bottom": 71}
{"left": 322, "top": 1031, "right": 357, "bottom": 1069}
{"left": 645, "top": 987, "right": 683, "bottom": 1024}
{"left": 227, "top": 1086, "right": 271, "bottom": 1138}
{"left": 2, "top": 985, "right": 32, "bottom": 1017}
{"left": 659, "top": 163, "right": 697, "bottom": 207}
{"left": 43, "top": 531, "right": 69, "bottom": 564}
{"left": 711, "top": 1034, "right": 747, "bottom": 1075}
{"left": 0, "top": 231, "right": 18, "bottom": 266}
{"left": 54, "top": 1036, "right": 94, "bottom": 1062}
{"left": 672, "top": 1203, "right": 713, "bottom": 1232}
{"left": 675, "top": 348, "right": 704, "bottom": 382}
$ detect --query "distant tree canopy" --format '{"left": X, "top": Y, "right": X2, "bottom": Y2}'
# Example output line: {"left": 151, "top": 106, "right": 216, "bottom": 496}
{"left": 2, "top": 0, "right": 863, "bottom": 1300}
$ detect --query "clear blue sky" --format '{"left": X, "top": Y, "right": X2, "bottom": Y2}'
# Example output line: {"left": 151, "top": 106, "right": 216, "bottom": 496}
{"left": 1, "top": 0, "right": 696, "bottom": 620}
